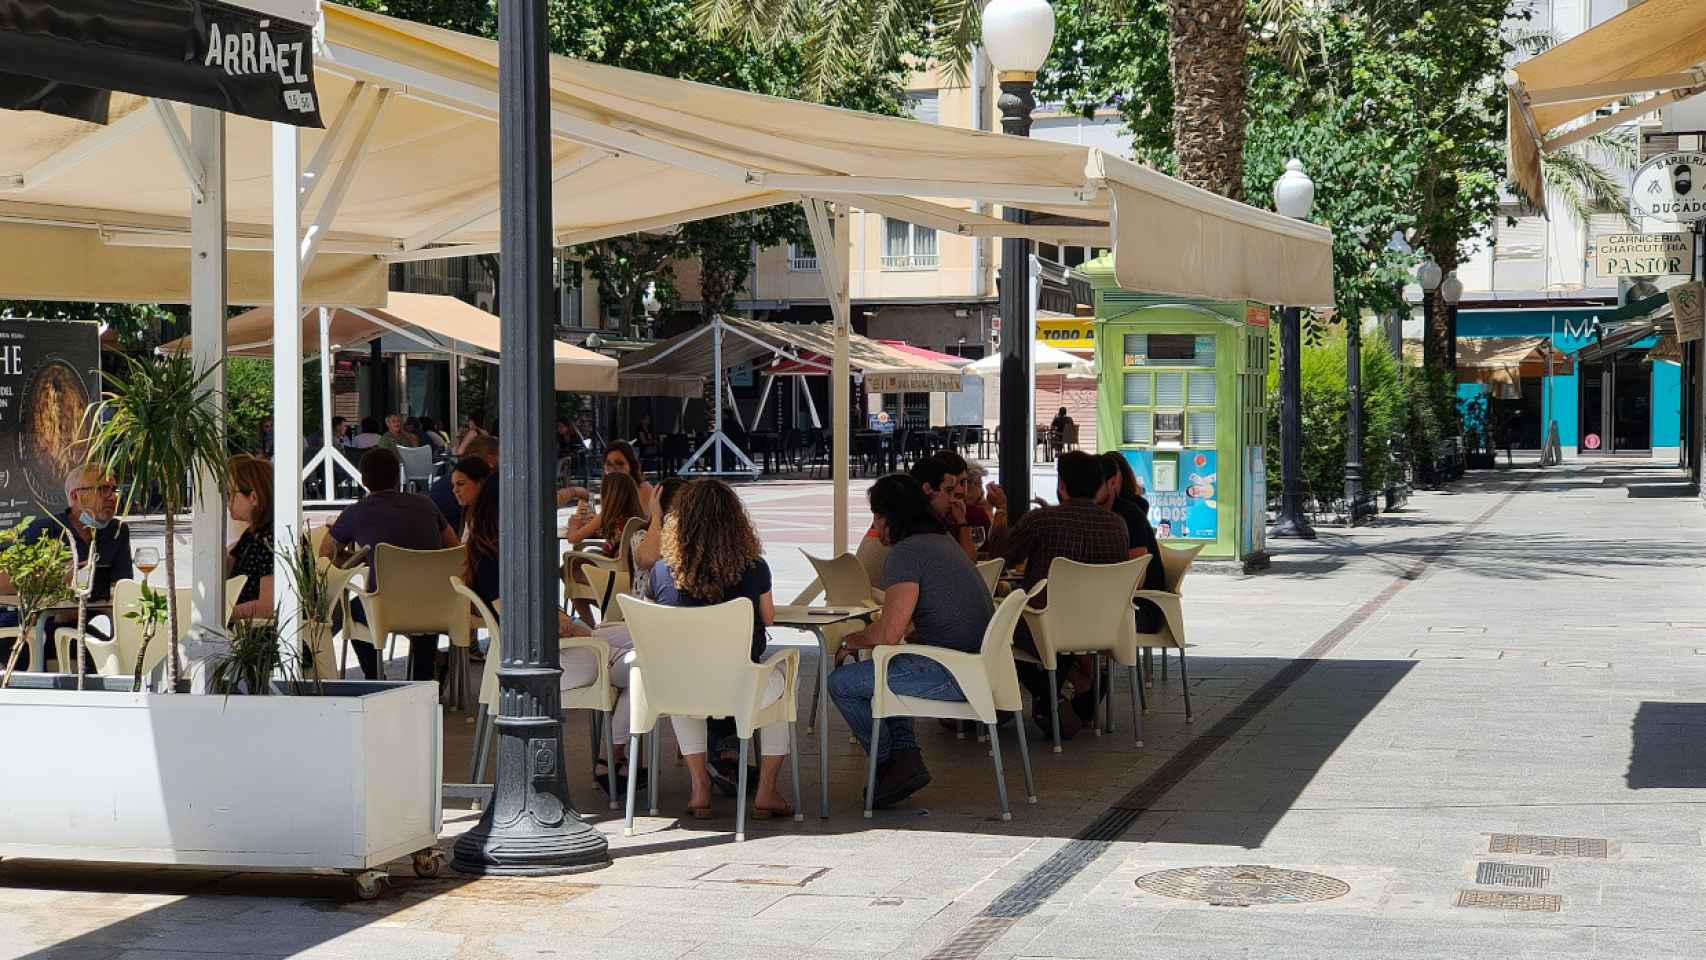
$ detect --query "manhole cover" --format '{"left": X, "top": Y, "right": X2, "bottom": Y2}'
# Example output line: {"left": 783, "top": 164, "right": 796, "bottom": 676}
{"left": 1488, "top": 834, "right": 1608, "bottom": 859}
{"left": 1134, "top": 865, "right": 1349, "bottom": 907}
{"left": 1475, "top": 861, "right": 1549, "bottom": 888}
{"left": 692, "top": 863, "right": 828, "bottom": 887}
{"left": 1455, "top": 889, "right": 1561, "bottom": 912}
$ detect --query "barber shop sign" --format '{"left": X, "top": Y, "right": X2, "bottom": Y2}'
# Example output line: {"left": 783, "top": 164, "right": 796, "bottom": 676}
{"left": 1631, "top": 152, "right": 1706, "bottom": 224}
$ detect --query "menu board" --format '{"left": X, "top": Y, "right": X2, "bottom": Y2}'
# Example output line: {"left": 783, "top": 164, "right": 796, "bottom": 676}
{"left": 0, "top": 320, "right": 101, "bottom": 527}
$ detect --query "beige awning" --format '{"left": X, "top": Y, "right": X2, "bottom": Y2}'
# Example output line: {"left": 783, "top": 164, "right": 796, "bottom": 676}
{"left": 0, "top": 2, "right": 1333, "bottom": 309}
{"left": 1457, "top": 337, "right": 1574, "bottom": 388}
{"left": 1507, "top": 0, "right": 1706, "bottom": 212}
{"left": 162, "top": 292, "right": 618, "bottom": 393}
{"left": 618, "top": 315, "right": 963, "bottom": 398}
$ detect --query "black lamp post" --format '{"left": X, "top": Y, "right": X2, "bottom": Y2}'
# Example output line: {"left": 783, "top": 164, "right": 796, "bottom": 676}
{"left": 1344, "top": 296, "right": 1365, "bottom": 523}
{"left": 452, "top": 0, "right": 609, "bottom": 877}
{"left": 984, "top": 0, "right": 1054, "bottom": 518}
{"left": 1270, "top": 159, "right": 1315, "bottom": 539}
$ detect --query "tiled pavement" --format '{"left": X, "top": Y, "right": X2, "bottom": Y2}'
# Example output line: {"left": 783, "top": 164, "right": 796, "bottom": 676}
{"left": 6, "top": 459, "right": 1706, "bottom": 959}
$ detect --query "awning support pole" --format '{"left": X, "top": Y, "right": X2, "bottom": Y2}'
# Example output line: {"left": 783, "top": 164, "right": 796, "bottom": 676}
{"left": 271, "top": 122, "right": 304, "bottom": 654}
{"left": 674, "top": 315, "right": 760, "bottom": 477}
{"left": 753, "top": 373, "right": 776, "bottom": 427}
{"left": 801, "top": 375, "right": 822, "bottom": 429}
{"left": 800, "top": 197, "right": 850, "bottom": 553}
{"left": 188, "top": 106, "right": 226, "bottom": 637}
{"left": 449, "top": 349, "right": 461, "bottom": 443}
{"left": 319, "top": 308, "right": 338, "bottom": 497}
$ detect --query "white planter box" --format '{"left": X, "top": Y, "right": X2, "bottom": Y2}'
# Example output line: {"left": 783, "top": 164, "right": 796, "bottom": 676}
{"left": 0, "top": 678, "right": 442, "bottom": 874}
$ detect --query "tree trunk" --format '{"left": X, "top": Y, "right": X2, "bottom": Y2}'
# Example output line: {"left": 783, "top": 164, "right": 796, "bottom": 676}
{"left": 1167, "top": 0, "right": 1250, "bottom": 200}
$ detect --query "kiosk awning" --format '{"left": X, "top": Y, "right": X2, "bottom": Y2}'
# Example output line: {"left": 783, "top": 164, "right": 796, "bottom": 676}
{"left": 1507, "top": 0, "right": 1706, "bottom": 212}
{"left": 1457, "top": 337, "right": 1574, "bottom": 387}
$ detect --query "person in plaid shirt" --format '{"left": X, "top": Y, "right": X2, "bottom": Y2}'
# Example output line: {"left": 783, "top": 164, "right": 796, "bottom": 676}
{"left": 1001, "top": 451, "right": 1129, "bottom": 738}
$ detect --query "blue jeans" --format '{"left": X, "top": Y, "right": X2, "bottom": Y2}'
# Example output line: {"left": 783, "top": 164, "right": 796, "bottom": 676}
{"left": 829, "top": 653, "right": 965, "bottom": 765}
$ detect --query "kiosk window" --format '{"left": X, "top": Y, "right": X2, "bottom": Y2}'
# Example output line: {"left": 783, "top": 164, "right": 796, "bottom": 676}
{"left": 1188, "top": 374, "right": 1217, "bottom": 405}
{"left": 1122, "top": 411, "right": 1152, "bottom": 444}
{"left": 1155, "top": 372, "right": 1186, "bottom": 406}
{"left": 1187, "top": 412, "right": 1217, "bottom": 445}
{"left": 1148, "top": 334, "right": 1196, "bottom": 363}
{"left": 1123, "top": 374, "right": 1150, "bottom": 405}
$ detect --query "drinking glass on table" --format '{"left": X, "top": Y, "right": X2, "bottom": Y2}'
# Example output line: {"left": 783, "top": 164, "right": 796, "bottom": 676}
{"left": 133, "top": 546, "right": 161, "bottom": 585}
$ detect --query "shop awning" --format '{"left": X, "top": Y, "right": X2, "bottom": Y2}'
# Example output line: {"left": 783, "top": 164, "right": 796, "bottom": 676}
{"left": 1507, "top": 0, "right": 1706, "bottom": 212}
{"left": 162, "top": 291, "right": 618, "bottom": 393}
{"left": 1457, "top": 337, "right": 1574, "bottom": 388}
{"left": 0, "top": 2, "right": 1333, "bottom": 309}
{"left": 876, "top": 341, "right": 973, "bottom": 367}
{"left": 620, "top": 315, "right": 963, "bottom": 398}
{"left": 967, "top": 342, "right": 1096, "bottom": 379}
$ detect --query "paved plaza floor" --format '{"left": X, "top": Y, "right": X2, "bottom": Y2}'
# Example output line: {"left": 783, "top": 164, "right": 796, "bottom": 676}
{"left": 5, "top": 459, "right": 1706, "bottom": 959}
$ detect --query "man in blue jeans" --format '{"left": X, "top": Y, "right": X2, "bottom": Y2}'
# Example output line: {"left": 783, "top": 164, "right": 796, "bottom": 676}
{"left": 829, "top": 474, "right": 994, "bottom": 809}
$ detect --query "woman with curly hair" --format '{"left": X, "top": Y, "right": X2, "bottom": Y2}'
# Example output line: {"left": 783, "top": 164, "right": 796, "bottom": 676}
{"left": 647, "top": 478, "right": 793, "bottom": 820}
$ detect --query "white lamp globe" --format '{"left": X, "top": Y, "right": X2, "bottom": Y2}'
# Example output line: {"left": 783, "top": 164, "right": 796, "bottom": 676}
{"left": 1440, "top": 272, "right": 1464, "bottom": 305}
{"left": 983, "top": 0, "right": 1056, "bottom": 76}
{"left": 1272, "top": 159, "right": 1314, "bottom": 219}
{"left": 1386, "top": 230, "right": 1412, "bottom": 257}
{"left": 1416, "top": 258, "right": 1443, "bottom": 290}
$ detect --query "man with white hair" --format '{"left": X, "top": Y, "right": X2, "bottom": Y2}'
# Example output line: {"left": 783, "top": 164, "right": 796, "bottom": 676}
{"left": 0, "top": 463, "right": 133, "bottom": 670}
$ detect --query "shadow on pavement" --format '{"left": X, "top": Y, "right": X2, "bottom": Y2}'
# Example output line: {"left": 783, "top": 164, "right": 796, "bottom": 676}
{"left": 1627, "top": 702, "right": 1706, "bottom": 789}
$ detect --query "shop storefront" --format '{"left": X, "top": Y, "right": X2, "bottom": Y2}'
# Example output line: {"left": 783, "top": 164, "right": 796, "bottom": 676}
{"left": 1455, "top": 305, "right": 1681, "bottom": 459}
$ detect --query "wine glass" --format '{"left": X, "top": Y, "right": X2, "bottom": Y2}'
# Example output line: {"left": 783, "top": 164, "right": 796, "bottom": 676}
{"left": 134, "top": 546, "right": 161, "bottom": 586}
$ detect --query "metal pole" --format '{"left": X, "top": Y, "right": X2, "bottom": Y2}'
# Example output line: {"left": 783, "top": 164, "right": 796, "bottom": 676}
{"left": 319, "top": 308, "right": 336, "bottom": 498}
{"left": 997, "top": 76, "right": 1035, "bottom": 517}
{"left": 1344, "top": 304, "right": 1365, "bottom": 525}
{"left": 189, "top": 107, "right": 227, "bottom": 634}
{"left": 713, "top": 320, "right": 724, "bottom": 474}
{"left": 452, "top": 0, "right": 609, "bottom": 876}
{"left": 832, "top": 205, "right": 851, "bottom": 554}
{"left": 1270, "top": 306, "right": 1314, "bottom": 538}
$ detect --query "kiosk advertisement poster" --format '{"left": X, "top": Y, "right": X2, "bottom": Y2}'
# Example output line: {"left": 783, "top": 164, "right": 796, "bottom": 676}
{"left": 1123, "top": 449, "right": 1218, "bottom": 541}
{"left": 0, "top": 320, "right": 101, "bottom": 527}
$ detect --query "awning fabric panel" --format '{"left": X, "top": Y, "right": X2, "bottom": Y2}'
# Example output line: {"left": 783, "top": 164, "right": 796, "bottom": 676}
{"left": 1457, "top": 337, "right": 1574, "bottom": 386}
{"left": 1508, "top": 0, "right": 1706, "bottom": 209}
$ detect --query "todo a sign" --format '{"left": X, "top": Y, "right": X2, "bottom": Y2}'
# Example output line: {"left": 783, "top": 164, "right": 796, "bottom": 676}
{"left": 1596, "top": 232, "right": 1695, "bottom": 277}
{"left": 1631, "top": 152, "right": 1706, "bottom": 224}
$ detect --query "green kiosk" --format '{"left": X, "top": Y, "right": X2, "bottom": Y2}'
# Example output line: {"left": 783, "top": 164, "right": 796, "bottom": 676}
{"left": 1082, "top": 256, "right": 1272, "bottom": 567}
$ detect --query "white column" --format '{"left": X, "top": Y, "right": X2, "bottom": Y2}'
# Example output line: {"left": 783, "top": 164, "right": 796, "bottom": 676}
{"left": 831, "top": 205, "right": 851, "bottom": 554}
{"left": 189, "top": 107, "right": 226, "bottom": 632}
{"left": 272, "top": 123, "right": 303, "bottom": 628}
{"left": 318, "top": 309, "right": 337, "bottom": 498}
{"left": 713, "top": 319, "right": 724, "bottom": 473}
{"left": 449, "top": 350, "right": 460, "bottom": 442}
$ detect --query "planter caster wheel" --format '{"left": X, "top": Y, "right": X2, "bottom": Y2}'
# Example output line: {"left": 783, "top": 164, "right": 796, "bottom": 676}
{"left": 352, "top": 870, "right": 387, "bottom": 900}
{"left": 412, "top": 849, "right": 446, "bottom": 879}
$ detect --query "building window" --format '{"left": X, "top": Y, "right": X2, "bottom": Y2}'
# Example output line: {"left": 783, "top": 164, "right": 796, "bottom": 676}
{"left": 882, "top": 218, "right": 939, "bottom": 270}
{"left": 555, "top": 254, "right": 583, "bottom": 328}
{"left": 788, "top": 239, "right": 818, "bottom": 272}
{"left": 1495, "top": 212, "right": 1547, "bottom": 260}
{"left": 906, "top": 90, "right": 939, "bottom": 124}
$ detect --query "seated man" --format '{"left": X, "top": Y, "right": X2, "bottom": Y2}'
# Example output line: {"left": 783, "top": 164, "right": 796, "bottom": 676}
{"left": 0, "top": 463, "right": 132, "bottom": 670}
{"left": 319, "top": 448, "right": 458, "bottom": 681}
{"left": 1002, "top": 450, "right": 1128, "bottom": 738}
{"left": 829, "top": 474, "right": 993, "bottom": 809}
{"left": 1099, "top": 451, "right": 1167, "bottom": 632}
{"left": 909, "top": 452, "right": 976, "bottom": 562}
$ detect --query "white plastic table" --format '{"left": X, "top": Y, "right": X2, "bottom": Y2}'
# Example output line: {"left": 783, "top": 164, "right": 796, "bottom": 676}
{"left": 772, "top": 603, "right": 878, "bottom": 819}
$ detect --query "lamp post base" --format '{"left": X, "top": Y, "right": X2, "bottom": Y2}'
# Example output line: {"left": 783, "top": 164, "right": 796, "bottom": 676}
{"left": 1269, "top": 514, "right": 1316, "bottom": 540}
{"left": 451, "top": 817, "right": 611, "bottom": 877}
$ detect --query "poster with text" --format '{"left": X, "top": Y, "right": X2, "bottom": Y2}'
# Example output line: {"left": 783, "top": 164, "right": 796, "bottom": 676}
{"left": 1149, "top": 449, "right": 1218, "bottom": 541}
{"left": 0, "top": 320, "right": 101, "bottom": 529}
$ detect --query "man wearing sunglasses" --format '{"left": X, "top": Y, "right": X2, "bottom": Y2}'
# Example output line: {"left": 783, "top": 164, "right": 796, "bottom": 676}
{"left": 0, "top": 463, "right": 133, "bottom": 671}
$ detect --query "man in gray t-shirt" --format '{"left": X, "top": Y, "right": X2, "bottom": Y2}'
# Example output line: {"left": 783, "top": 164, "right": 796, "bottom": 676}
{"left": 828, "top": 474, "right": 995, "bottom": 811}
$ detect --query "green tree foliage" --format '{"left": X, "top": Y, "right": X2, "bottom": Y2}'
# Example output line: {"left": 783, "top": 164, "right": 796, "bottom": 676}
{"left": 0, "top": 519, "right": 75, "bottom": 687}
{"left": 225, "top": 358, "right": 275, "bottom": 455}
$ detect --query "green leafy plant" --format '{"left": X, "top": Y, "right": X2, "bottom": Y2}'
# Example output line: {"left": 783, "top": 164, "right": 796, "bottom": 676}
{"left": 121, "top": 583, "right": 169, "bottom": 693}
{"left": 277, "top": 528, "right": 335, "bottom": 693}
{"left": 0, "top": 520, "right": 75, "bottom": 688}
{"left": 206, "top": 618, "right": 292, "bottom": 697}
{"left": 83, "top": 350, "right": 228, "bottom": 691}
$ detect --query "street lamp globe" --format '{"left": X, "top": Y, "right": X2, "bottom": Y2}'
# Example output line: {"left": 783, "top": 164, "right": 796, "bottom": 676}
{"left": 1416, "top": 258, "right": 1443, "bottom": 291}
{"left": 1440, "top": 272, "right": 1464, "bottom": 305}
{"left": 585, "top": 332, "right": 604, "bottom": 349}
{"left": 1272, "top": 159, "right": 1314, "bottom": 220}
{"left": 1386, "top": 230, "right": 1412, "bottom": 257}
{"left": 982, "top": 0, "right": 1056, "bottom": 76}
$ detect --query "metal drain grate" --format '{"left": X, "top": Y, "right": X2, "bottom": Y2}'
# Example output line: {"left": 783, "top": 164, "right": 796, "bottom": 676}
{"left": 1488, "top": 834, "right": 1608, "bottom": 859}
{"left": 1135, "top": 866, "right": 1350, "bottom": 907}
{"left": 1475, "top": 861, "right": 1549, "bottom": 888}
{"left": 1455, "top": 889, "right": 1562, "bottom": 912}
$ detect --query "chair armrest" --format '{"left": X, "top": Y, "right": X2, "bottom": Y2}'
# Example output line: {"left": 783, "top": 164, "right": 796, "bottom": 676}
{"left": 561, "top": 635, "right": 614, "bottom": 692}
{"left": 752, "top": 646, "right": 802, "bottom": 713}
{"left": 870, "top": 644, "right": 995, "bottom": 722}
{"left": 563, "top": 549, "right": 619, "bottom": 568}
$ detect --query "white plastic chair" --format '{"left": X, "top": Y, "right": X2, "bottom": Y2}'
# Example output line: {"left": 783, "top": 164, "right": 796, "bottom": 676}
{"left": 1015, "top": 555, "right": 1151, "bottom": 753}
{"left": 618, "top": 595, "right": 802, "bottom": 842}
{"left": 1127, "top": 543, "right": 1205, "bottom": 723}
{"left": 343, "top": 544, "right": 470, "bottom": 683}
{"left": 800, "top": 551, "right": 881, "bottom": 732}
{"left": 564, "top": 516, "right": 645, "bottom": 622}
{"left": 976, "top": 558, "right": 1004, "bottom": 596}
{"left": 396, "top": 445, "right": 436, "bottom": 491}
{"left": 451, "top": 577, "right": 623, "bottom": 809}
{"left": 864, "top": 590, "right": 1036, "bottom": 820}
{"left": 75, "top": 575, "right": 244, "bottom": 680}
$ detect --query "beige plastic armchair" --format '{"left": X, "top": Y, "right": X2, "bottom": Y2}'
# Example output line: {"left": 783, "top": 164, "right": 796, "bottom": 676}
{"left": 976, "top": 558, "right": 1005, "bottom": 596}
{"left": 76, "top": 576, "right": 245, "bottom": 679}
{"left": 343, "top": 544, "right": 470, "bottom": 684}
{"left": 563, "top": 516, "right": 645, "bottom": 623}
{"left": 618, "top": 595, "right": 802, "bottom": 843}
{"left": 1015, "top": 555, "right": 1151, "bottom": 753}
{"left": 1129, "top": 543, "right": 1205, "bottom": 723}
{"left": 451, "top": 578, "right": 622, "bottom": 809}
{"left": 865, "top": 590, "right": 1036, "bottom": 821}
{"left": 800, "top": 551, "right": 881, "bottom": 732}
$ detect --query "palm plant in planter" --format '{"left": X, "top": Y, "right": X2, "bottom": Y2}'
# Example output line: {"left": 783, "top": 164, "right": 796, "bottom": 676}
{"left": 278, "top": 528, "right": 337, "bottom": 693}
{"left": 83, "top": 351, "right": 228, "bottom": 690}
{"left": 0, "top": 520, "right": 75, "bottom": 688}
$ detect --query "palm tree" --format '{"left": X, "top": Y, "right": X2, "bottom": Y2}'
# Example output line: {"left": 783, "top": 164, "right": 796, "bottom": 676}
{"left": 84, "top": 351, "right": 229, "bottom": 690}
{"left": 694, "top": 0, "right": 1252, "bottom": 197}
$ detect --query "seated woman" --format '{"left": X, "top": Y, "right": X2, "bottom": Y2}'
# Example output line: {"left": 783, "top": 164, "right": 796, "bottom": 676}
{"left": 448, "top": 455, "right": 492, "bottom": 538}
{"left": 630, "top": 475, "right": 688, "bottom": 580}
{"left": 648, "top": 479, "right": 794, "bottom": 820}
{"left": 563, "top": 470, "right": 645, "bottom": 624}
{"left": 558, "top": 441, "right": 655, "bottom": 511}
{"left": 225, "top": 454, "right": 275, "bottom": 621}
{"left": 828, "top": 474, "right": 994, "bottom": 810}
